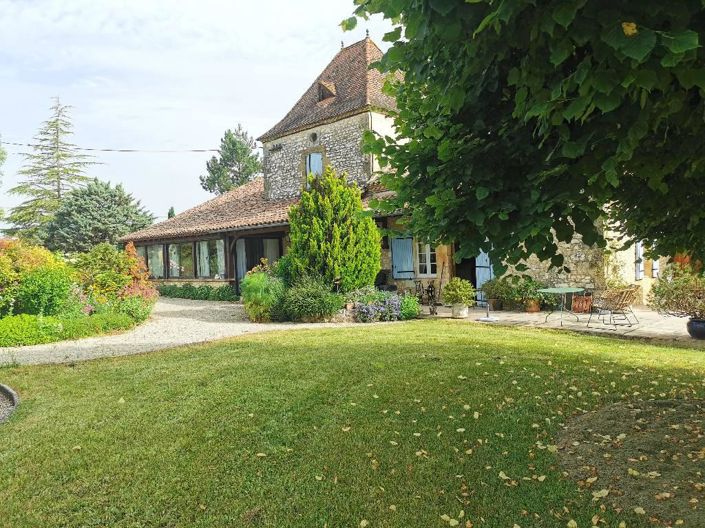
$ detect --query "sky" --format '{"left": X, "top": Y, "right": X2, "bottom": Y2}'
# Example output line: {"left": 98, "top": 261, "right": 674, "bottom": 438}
{"left": 0, "top": 0, "right": 392, "bottom": 221}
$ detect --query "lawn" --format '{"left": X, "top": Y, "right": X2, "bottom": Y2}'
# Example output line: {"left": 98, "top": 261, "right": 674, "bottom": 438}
{"left": 1, "top": 320, "right": 703, "bottom": 527}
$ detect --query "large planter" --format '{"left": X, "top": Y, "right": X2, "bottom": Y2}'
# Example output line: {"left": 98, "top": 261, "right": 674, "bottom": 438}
{"left": 524, "top": 299, "right": 541, "bottom": 313}
{"left": 451, "top": 304, "right": 469, "bottom": 318}
{"left": 687, "top": 318, "right": 705, "bottom": 340}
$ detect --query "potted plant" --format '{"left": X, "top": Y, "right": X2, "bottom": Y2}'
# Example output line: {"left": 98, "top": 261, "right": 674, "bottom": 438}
{"left": 481, "top": 277, "right": 509, "bottom": 310}
{"left": 443, "top": 277, "right": 476, "bottom": 318}
{"left": 507, "top": 276, "right": 545, "bottom": 313}
{"left": 649, "top": 264, "right": 705, "bottom": 339}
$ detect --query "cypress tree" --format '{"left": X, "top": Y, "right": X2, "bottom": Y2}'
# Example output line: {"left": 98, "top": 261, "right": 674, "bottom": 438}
{"left": 288, "top": 166, "right": 381, "bottom": 292}
{"left": 5, "top": 98, "right": 93, "bottom": 243}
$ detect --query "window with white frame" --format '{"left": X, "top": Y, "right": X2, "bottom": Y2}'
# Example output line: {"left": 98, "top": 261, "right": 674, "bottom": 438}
{"left": 635, "top": 241, "right": 645, "bottom": 280}
{"left": 416, "top": 242, "right": 437, "bottom": 277}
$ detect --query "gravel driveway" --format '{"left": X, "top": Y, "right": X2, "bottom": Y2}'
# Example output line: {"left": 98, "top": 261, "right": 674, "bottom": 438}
{"left": 0, "top": 298, "right": 347, "bottom": 367}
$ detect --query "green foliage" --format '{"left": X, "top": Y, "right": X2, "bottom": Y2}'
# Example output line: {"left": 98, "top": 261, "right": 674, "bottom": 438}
{"left": 110, "top": 296, "right": 154, "bottom": 323}
{"left": 199, "top": 125, "right": 262, "bottom": 195}
{"left": 400, "top": 294, "right": 421, "bottom": 320}
{"left": 288, "top": 166, "right": 381, "bottom": 292}
{"left": 271, "top": 254, "right": 295, "bottom": 287}
{"left": 14, "top": 264, "right": 75, "bottom": 316}
{"left": 157, "top": 283, "right": 238, "bottom": 302}
{"left": 74, "top": 243, "right": 135, "bottom": 301}
{"left": 45, "top": 179, "right": 153, "bottom": 253}
{"left": 350, "top": 1, "right": 705, "bottom": 268}
{"left": 0, "top": 239, "right": 69, "bottom": 316}
{"left": 5, "top": 98, "right": 93, "bottom": 243}
{"left": 0, "top": 312, "right": 135, "bottom": 347}
{"left": 167, "top": 206, "right": 175, "bottom": 219}
{"left": 442, "top": 277, "right": 476, "bottom": 306}
{"left": 649, "top": 264, "right": 705, "bottom": 319}
{"left": 281, "top": 276, "right": 344, "bottom": 322}
{"left": 505, "top": 276, "right": 548, "bottom": 305}
{"left": 240, "top": 271, "right": 285, "bottom": 322}
{"left": 480, "top": 277, "right": 513, "bottom": 303}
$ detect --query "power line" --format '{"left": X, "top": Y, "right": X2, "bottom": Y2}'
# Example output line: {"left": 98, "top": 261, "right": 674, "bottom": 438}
{"left": 0, "top": 139, "right": 218, "bottom": 154}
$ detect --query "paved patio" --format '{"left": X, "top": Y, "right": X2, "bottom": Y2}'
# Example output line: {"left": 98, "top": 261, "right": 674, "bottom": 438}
{"left": 431, "top": 305, "right": 704, "bottom": 346}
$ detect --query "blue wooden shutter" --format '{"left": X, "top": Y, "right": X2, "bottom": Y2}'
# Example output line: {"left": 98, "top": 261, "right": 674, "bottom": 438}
{"left": 391, "top": 237, "right": 414, "bottom": 279}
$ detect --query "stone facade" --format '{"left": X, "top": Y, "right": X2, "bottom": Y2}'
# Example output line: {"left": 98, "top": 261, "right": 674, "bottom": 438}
{"left": 508, "top": 233, "right": 605, "bottom": 291}
{"left": 262, "top": 112, "right": 372, "bottom": 200}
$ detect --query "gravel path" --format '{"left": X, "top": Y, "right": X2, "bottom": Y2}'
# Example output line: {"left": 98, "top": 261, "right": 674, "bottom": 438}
{"left": 0, "top": 298, "right": 350, "bottom": 367}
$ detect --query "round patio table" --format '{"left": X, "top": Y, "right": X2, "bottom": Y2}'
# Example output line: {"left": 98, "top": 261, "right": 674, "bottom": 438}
{"left": 537, "top": 287, "right": 585, "bottom": 326}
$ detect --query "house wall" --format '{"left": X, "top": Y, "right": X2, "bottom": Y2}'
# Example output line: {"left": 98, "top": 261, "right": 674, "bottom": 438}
{"left": 262, "top": 112, "right": 372, "bottom": 200}
{"left": 369, "top": 111, "right": 396, "bottom": 173}
{"left": 379, "top": 217, "right": 452, "bottom": 294}
{"left": 610, "top": 243, "right": 667, "bottom": 305}
{"left": 512, "top": 234, "right": 606, "bottom": 291}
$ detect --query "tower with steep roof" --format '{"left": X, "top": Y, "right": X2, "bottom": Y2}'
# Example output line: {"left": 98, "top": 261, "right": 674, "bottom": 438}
{"left": 257, "top": 37, "right": 397, "bottom": 200}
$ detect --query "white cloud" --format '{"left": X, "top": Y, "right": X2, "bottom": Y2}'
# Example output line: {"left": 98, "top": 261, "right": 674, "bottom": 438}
{"left": 0, "top": 0, "right": 393, "bottom": 219}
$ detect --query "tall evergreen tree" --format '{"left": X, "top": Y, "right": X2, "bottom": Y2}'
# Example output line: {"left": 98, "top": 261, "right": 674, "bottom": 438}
{"left": 288, "top": 166, "right": 381, "bottom": 292}
{"left": 5, "top": 98, "right": 93, "bottom": 243}
{"left": 199, "top": 124, "right": 261, "bottom": 195}
{"left": 167, "top": 206, "right": 175, "bottom": 219}
{"left": 45, "top": 179, "right": 153, "bottom": 253}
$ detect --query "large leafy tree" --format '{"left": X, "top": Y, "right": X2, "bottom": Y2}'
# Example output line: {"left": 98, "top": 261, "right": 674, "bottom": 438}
{"left": 200, "top": 124, "right": 262, "bottom": 195}
{"left": 288, "top": 166, "right": 381, "bottom": 292}
{"left": 346, "top": 1, "right": 705, "bottom": 269}
{"left": 6, "top": 98, "right": 93, "bottom": 243}
{"left": 45, "top": 179, "right": 153, "bottom": 253}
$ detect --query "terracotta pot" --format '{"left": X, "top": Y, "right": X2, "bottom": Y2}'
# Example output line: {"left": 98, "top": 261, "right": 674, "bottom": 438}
{"left": 524, "top": 299, "right": 541, "bottom": 313}
{"left": 451, "top": 304, "right": 469, "bottom": 318}
{"left": 571, "top": 295, "right": 593, "bottom": 314}
{"left": 687, "top": 318, "right": 705, "bottom": 340}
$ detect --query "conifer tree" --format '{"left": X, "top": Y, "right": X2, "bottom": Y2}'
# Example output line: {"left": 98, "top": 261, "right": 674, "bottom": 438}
{"left": 5, "top": 98, "right": 93, "bottom": 243}
{"left": 288, "top": 166, "right": 381, "bottom": 292}
{"left": 200, "top": 124, "right": 261, "bottom": 195}
{"left": 45, "top": 179, "right": 153, "bottom": 253}
{"left": 167, "top": 206, "right": 175, "bottom": 219}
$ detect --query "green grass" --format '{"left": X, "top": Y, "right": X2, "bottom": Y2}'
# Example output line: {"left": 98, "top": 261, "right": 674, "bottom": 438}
{"left": 1, "top": 320, "right": 704, "bottom": 527}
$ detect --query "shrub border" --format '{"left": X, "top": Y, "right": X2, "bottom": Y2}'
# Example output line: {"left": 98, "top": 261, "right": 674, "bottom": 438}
{"left": 0, "top": 383, "right": 20, "bottom": 422}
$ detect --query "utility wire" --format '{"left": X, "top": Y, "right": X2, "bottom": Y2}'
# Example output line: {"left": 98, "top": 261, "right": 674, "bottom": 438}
{"left": 0, "top": 139, "right": 218, "bottom": 153}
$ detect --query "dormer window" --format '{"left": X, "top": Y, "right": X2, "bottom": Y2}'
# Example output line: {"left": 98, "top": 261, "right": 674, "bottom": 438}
{"left": 317, "top": 80, "right": 336, "bottom": 102}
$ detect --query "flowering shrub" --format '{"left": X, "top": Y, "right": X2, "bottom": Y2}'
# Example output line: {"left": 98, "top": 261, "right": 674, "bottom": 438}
{"left": 650, "top": 264, "right": 705, "bottom": 319}
{"left": 351, "top": 289, "right": 419, "bottom": 323}
{"left": 0, "top": 240, "right": 157, "bottom": 345}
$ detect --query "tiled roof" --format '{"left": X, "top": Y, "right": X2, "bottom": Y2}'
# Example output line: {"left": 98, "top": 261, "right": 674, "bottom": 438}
{"left": 121, "top": 179, "right": 393, "bottom": 243}
{"left": 120, "top": 178, "right": 295, "bottom": 243}
{"left": 257, "top": 38, "right": 397, "bottom": 142}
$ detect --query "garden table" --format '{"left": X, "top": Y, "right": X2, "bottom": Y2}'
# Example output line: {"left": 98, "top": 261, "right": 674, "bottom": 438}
{"left": 537, "top": 287, "right": 585, "bottom": 326}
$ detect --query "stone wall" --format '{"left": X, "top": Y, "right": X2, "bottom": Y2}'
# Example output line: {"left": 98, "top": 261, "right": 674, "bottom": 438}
{"left": 262, "top": 112, "right": 372, "bottom": 200}
{"left": 513, "top": 234, "right": 606, "bottom": 291}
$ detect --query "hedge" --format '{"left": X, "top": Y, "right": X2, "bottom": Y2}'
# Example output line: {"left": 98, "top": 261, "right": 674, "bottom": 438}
{"left": 157, "top": 283, "right": 238, "bottom": 302}
{"left": 0, "top": 313, "right": 137, "bottom": 347}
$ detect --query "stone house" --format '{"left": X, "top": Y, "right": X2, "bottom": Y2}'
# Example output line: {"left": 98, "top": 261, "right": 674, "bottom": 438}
{"left": 122, "top": 37, "right": 657, "bottom": 302}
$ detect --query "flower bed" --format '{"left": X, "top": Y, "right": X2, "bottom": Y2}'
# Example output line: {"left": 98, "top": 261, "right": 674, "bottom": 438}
{"left": 0, "top": 240, "right": 157, "bottom": 347}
